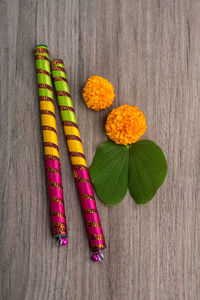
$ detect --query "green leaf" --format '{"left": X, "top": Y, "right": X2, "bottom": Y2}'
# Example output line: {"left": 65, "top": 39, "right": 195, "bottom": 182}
{"left": 90, "top": 141, "right": 129, "bottom": 206}
{"left": 128, "top": 139, "right": 167, "bottom": 204}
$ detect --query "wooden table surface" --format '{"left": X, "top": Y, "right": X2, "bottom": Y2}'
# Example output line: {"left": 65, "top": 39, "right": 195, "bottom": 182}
{"left": 1, "top": 0, "right": 200, "bottom": 299}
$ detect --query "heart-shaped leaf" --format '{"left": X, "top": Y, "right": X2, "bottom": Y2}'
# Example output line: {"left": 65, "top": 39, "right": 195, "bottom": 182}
{"left": 128, "top": 140, "right": 167, "bottom": 204}
{"left": 90, "top": 141, "right": 129, "bottom": 206}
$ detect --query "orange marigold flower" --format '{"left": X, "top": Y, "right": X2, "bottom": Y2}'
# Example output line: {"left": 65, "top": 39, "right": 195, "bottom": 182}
{"left": 105, "top": 104, "right": 147, "bottom": 145}
{"left": 83, "top": 75, "right": 115, "bottom": 111}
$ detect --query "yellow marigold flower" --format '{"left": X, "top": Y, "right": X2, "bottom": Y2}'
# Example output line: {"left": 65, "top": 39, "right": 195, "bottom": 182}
{"left": 105, "top": 104, "right": 147, "bottom": 145}
{"left": 83, "top": 75, "right": 115, "bottom": 111}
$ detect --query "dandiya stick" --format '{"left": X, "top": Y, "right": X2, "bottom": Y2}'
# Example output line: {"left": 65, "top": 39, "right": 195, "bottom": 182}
{"left": 51, "top": 59, "right": 106, "bottom": 261}
{"left": 34, "top": 45, "right": 68, "bottom": 246}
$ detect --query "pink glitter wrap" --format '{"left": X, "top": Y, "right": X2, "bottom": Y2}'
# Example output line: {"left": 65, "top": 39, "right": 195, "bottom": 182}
{"left": 74, "top": 168, "right": 105, "bottom": 250}
{"left": 45, "top": 158, "right": 68, "bottom": 237}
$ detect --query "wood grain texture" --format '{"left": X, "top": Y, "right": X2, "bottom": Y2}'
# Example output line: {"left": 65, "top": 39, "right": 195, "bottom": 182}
{"left": 0, "top": 0, "right": 200, "bottom": 299}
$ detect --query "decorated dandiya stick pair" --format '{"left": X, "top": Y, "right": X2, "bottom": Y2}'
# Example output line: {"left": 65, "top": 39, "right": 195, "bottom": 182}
{"left": 34, "top": 45, "right": 68, "bottom": 246}
{"left": 34, "top": 45, "right": 106, "bottom": 261}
